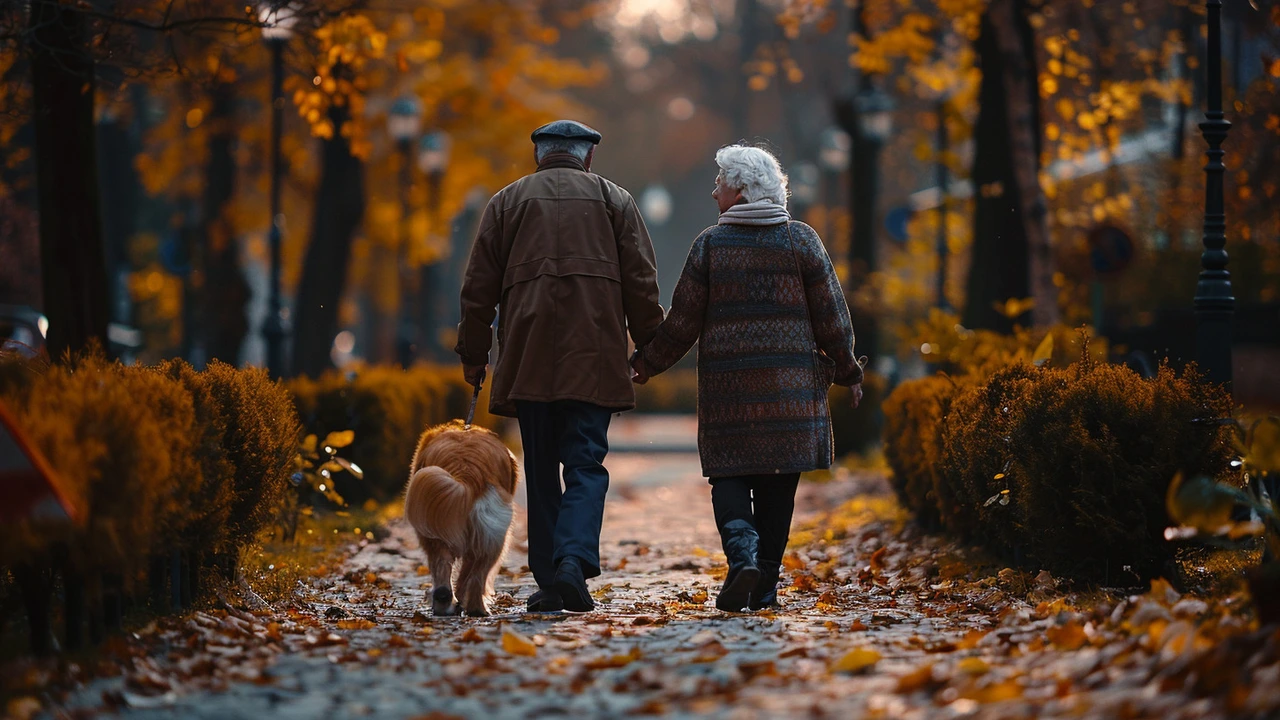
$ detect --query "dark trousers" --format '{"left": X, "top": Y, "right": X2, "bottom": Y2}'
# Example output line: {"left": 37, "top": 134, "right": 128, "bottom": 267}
{"left": 515, "top": 400, "right": 613, "bottom": 590}
{"left": 710, "top": 473, "right": 801, "bottom": 569}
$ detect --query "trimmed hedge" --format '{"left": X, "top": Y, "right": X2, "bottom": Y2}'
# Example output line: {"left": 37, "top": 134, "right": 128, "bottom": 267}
{"left": 287, "top": 364, "right": 496, "bottom": 500}
{"left": 883, "top": 358, "right": 1235, "bottom": 583}
{"left": 0, "top": 352, "right": 298, "bottom": 652}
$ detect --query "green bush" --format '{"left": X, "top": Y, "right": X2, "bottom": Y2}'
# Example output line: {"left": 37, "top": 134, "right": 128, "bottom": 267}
{"left": 883, "top": 358, "right": 1235, "bottom": 583}
{"left": 288, "top": 364, "right": 492, "bottom": 500}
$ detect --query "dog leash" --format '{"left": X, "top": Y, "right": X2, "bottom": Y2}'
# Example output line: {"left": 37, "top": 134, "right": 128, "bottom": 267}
{"left": 464, "top": 368, "right": 485, "bottom": 430}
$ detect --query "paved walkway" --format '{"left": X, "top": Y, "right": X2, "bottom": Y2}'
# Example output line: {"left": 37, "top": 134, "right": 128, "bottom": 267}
{"left": 49, "top": 417, "right": 1278, "bottom": 719}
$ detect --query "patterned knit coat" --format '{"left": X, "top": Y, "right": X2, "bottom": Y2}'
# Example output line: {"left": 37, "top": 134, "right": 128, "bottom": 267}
{"left": 638, "top": 220, "right": 862, "bottom": 478}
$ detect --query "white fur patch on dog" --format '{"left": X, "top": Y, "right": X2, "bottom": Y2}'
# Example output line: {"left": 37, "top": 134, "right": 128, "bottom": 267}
{"left": 471, "top": 487, "right": 514, "bottom": 549}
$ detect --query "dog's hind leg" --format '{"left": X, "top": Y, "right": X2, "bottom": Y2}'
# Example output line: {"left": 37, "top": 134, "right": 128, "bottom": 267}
{"left": 458, "top": 492, "right": 514, "bottom": 617}
{"left": 420, "top": 537, "right": 458, "bottom": 616}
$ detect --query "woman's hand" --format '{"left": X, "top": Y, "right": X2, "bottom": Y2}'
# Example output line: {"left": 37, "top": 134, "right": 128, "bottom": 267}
{"left": 849, "top": 383, "right": 863, "bottom": 409}
{"left": 631, "top": 352, "right": 649, "bottom": 385}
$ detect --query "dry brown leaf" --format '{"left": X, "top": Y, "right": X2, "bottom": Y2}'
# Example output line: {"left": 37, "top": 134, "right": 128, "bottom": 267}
{"left": 584, "top": 646, "right": 642, "bottom": 670}
{"left": 1046, "top": 621, "right": 1088, "bottom": 650}
{"left": 895, "top": 663, "right": 936, "bottom": 693}
{"left": 458, "top": 628, "right": 483, "bottom": 644}
{"left": 956, "top": 657, "right": 990, "bottom": 675}
{"left": 690, "top": 589, "right": 709, "bottom": 604}
{"left": 869, "top": 546, "right": 888, "bottom": 572}
{"left": 336, "top": 618, "right": 377, "bottom": 630}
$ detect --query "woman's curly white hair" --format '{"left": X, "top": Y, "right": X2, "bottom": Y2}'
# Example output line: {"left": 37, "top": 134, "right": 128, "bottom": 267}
{"left": 715, "top": 145, "right": 789, "bottom": 207}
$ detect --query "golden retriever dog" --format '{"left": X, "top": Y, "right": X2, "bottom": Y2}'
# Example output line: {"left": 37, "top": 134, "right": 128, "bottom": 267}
{"left": 404, "top": 420, "right": 519, "bottom": 617}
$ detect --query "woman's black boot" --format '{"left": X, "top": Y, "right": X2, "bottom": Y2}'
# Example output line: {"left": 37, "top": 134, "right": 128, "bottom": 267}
{"left": 748, "top": 561, "right": 780, "bottom": 610}
{"left": 715, "top": 519, "right": 761, "bottom": 611}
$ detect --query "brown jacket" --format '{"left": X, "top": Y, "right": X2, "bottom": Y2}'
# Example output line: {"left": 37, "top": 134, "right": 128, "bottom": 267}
{"left": 455, "top": 154, "right": 664, "bottom": 417}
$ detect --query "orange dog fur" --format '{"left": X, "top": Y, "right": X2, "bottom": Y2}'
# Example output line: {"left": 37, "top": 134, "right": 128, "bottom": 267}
{"left": 404, "top": 420, "right": 519, "bottom": 617}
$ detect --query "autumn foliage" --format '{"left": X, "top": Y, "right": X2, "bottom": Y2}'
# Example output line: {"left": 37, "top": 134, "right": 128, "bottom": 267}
{"left": 0, "top": 352, "right": 297, "bottom": 585}
{"left": 288, "top": 364, "right": 497, "bottom": 500}
{"left": 884, "top": 354, "right": 1235, "bottom": 582}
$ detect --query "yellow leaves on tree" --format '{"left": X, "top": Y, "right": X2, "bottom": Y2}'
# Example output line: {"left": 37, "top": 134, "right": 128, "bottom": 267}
{"left": 293, "top": 14, "right": 387, "bottom": 154}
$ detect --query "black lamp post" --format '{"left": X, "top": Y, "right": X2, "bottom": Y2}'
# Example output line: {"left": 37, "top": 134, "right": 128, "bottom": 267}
{"left": 260, "top": 3, "right": 296, "bottom": 378}
{"left": 935, "top": 99, "right": 951, "bottom": 312}
{"left": 416, "top": 129, "right": 452, "bottom": 360}
{"left": 818, "top": 126, "right": 851, "bottom": 246}
{"left": 849, "top": 86, "right": 894, "bottom": 282}
{"left": 1194, "top": 0, "right": 1234, "bottom": 389}
{"left": 387, "top": 96, "right": 423, "bottom": 367}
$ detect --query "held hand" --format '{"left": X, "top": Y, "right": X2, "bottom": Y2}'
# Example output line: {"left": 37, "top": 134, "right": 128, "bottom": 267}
{"left": 630, "top": 354, "right": 649, "bottom": 385}
{"left": 849, "top": 383, "right": 864, "bottom": 410}
{"left": 463, "top": 363, "right": 488, "bottom": 387}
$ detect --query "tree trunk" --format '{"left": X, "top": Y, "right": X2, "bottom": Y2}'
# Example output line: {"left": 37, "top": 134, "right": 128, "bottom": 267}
{"left": 202, "top": 77, "right": 250, "bottom": 366}
{"left": 291, "top": 104, "right": 365, "bottom": 377}
{"left": 964, "top": 9, "right": 1031, "bottom": 333}
{"left": 30, "top": 0, "right": 109, "bottom": 357}
{"left": 987, "top": 0, "right": 1056, "bottom": 327}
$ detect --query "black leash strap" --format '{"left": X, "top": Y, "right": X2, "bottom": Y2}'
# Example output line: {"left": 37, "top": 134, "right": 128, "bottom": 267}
{"left": 464, "top": 368, "right": 486, "bottom": 430}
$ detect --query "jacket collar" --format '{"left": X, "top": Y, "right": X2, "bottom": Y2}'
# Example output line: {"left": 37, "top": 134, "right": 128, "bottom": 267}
{"left": 536, "top": 153, "right": 587, "bottom": 172}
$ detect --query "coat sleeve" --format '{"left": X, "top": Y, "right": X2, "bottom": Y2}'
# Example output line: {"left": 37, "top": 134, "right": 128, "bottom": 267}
{"left": 639, "top": 232, "right": 709, "bottom": 376}
{"left": 797, "top": 223, "right": 863, "bottom": 386}
{"left": 614, "top": 193, "right": 665, "bottom": 348}
{"left": 454, "top": 197, "right": 503, "bottom": 366}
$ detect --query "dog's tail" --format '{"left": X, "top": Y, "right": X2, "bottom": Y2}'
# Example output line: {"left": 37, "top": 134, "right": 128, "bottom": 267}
{"left": 404, "top": 466, "right": 472, "bottom": 550}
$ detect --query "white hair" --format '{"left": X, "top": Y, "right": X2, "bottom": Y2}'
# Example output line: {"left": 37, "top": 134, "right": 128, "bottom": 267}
{"left": 715, "top": 145, "right": 789, "bottom": 206}
{"left": 535, "top": 138, "right": 593, "bottom": 163}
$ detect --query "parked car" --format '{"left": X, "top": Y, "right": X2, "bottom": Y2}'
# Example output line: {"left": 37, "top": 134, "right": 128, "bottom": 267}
{"left": 0, "top": 305, "right": 47, "bottom": 358}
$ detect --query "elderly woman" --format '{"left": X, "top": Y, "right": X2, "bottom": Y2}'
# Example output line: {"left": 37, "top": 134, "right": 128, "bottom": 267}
{"left": 632, "top": 144, "right": 863, "bottom": 612}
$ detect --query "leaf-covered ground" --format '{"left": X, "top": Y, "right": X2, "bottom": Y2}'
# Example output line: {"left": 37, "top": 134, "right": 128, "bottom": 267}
{"left": 13, "top": 438, "right": 1280, "bottom": 719}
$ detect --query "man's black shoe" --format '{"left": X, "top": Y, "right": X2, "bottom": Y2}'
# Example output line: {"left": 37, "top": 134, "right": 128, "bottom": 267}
{"left": 526, "top": 588, "right": 564, "bottom": 613}
{"left": 552, "top": 557, "right": 595, "bottom": 612}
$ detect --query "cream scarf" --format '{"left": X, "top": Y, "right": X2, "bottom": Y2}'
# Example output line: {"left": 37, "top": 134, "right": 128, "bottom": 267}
{"left": 717, "top": 199, "right": 791, "bottom": 226}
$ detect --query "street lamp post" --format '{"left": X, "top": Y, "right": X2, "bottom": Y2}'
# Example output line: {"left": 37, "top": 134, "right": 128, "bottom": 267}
{"left": 1194, "top": 0, "right": 1234, "bottom": 389}
{"left": 789, "top": 161, "right": 819, "bottom": 224}
{"left": 387, "top": 96, "right": 423, "bottom": 367}
{"left": 818, "top": 126, "right": 851, "bottom": 247}
{"left": 935, "top": 100, "right": 951, "bottom": 312}
{"left": 850, "top": 85, "right": 894, "bottom": 281}
{"left": 417, "top": 130, "right": 451, "bottom": 360}
{"left": 260, "top": 4, "right": 296, "bottom": 378}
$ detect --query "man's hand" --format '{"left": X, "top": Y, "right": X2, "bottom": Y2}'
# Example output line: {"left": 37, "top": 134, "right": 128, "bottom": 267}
{"left": 849, "top": 383, "right": 864, "bottom": 410}
{"left": 630, "top": 353, "right": 649, "bottom": 385}
{"left": 463, "top": 363, "right": 488, "bottom": 387}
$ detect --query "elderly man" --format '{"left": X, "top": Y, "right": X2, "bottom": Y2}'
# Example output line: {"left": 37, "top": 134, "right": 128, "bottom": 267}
{"left": 455, "top": 120, "right": 664, "bottom": 612}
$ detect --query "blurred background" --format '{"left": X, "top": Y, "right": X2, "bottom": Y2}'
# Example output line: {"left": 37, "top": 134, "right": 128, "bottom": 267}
{"left": 0, "top": 0, "right": 1277, "bottom": 407}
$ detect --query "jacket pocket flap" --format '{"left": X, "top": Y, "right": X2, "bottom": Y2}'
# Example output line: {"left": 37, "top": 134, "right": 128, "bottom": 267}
{"left": 503, "top": 256, "right": 621, "bottom": 290}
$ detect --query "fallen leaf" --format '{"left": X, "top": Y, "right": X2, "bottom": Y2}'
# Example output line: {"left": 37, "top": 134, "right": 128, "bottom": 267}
{"left": 831, "top": 647, "right": 880, "bottom": 674}
{"left": 957, "top": 657, "right": 990, "bottom": 675}
{"left": 690, "top": 589, "right": 709, "bottom": 604}
{"left": 459, "top": 628, "right": 483, "bottom": 643}
{"left": 895, "top": 663, "right": 936, "bottom": 693}
{"left": 1046, "top": 620, "right": 1088, "bottom": 650}
{"left": 336, "top": 618, "right": 377, "bottom": 630}
{"left": 584, "top": 646, "right": 642, "bottom": 669}
{"left": 502, "top": 628, "right": 538, "bottom": 657}
{"left": 869, "top": 547, "right": 888, "bottom": 572}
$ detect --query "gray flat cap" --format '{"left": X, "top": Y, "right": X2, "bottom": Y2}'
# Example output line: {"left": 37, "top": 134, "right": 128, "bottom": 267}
{"left": 531, "top": 119, "right": 602, "bottom": 145}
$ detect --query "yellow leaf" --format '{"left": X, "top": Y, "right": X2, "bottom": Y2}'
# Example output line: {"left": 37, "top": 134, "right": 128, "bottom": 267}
{"left": 957, "top": 657, "right": 990, "bottom": 675}
{"left": 831, "top": 647, "right": 880, "bottom": 674}
{"left": 502, "top": 628, "right": 538, "bottom": 657}
{"left": 323, "top": 430, "right": 355, "bottom": 449}
{"left": 336, "top": 618, "right": 377, "bottom": 630}
{"left": 1046, "top": 621, "right": 1088, "bottom": 650}
{"left": 1031, "top": 332, "right": 1054, "bottom": 366}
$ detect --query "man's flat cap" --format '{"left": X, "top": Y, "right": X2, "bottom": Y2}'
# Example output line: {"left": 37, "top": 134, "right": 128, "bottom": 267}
{"left": 530, "top": 120, "right": 602, "bottom": 145}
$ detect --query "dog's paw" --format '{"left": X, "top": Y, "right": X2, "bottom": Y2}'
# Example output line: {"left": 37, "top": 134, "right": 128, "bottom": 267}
{"left": 463, "top": 606, "right": 490, "bottom": 618}
{"left": 433, "top": 602, "right": 461, "bottom": 617}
